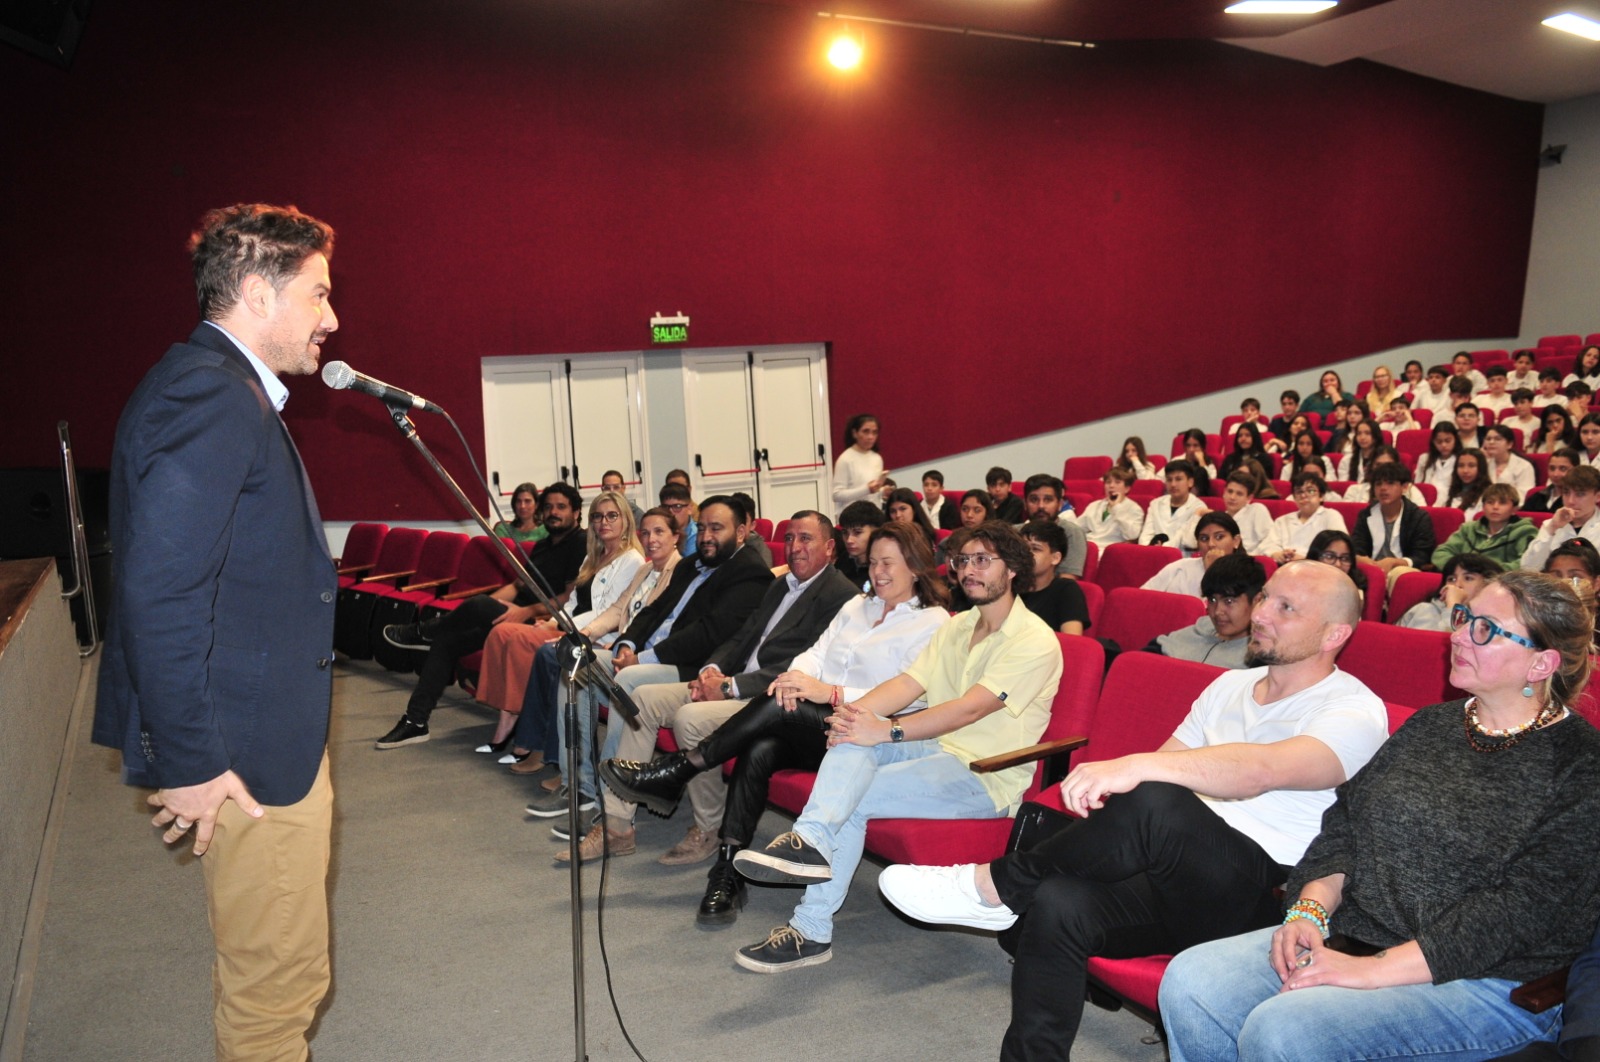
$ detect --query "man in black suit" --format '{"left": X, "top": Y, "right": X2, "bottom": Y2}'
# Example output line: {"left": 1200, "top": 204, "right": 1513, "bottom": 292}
{"left": 597, "top": 511, "right": 857, "bottom": 866}
{"left": 93, "top": 203, "right": 340, "bottom": 1060}
{"left": 533, "top": 495, "right": 774, "bottom": 857}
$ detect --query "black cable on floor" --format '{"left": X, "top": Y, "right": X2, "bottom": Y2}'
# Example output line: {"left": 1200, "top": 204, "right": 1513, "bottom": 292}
{"left": 593, "top": 704, "right": 652, "bottom": 1062}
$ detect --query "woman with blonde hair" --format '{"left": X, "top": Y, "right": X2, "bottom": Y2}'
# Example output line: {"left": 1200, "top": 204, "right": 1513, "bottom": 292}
{"left": 1365, "top": 365, "right": 1399, "bottom": 418}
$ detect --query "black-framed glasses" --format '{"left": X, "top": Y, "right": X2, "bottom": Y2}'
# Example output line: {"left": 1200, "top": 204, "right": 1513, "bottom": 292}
{"left": 1316, "top": 550, "right": 1353, "bottom": 567}
{"left": 1451, "top": 604, "right": 1538, "bottom": 649}
{"left": 592, "top": 510, "right": 624, "bottom": 523}
{"left": 949, "top": 553, "right": 1001, "bottom": 571}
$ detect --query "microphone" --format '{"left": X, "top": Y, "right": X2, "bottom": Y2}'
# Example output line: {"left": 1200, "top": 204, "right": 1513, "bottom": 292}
{"left": 321, "top": 361, "right": 444, "bottom": 414}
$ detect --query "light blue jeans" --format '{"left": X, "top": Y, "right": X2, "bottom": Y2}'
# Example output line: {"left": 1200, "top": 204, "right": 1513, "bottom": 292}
{"left": 554, "top": 654, "right": 677, "bottom": 802}
{"left": 786, "top": 739, "right": 1002, "bottom": 944}
{"left": 1159, "top": 925, "right": 1561, "bottom": 1062}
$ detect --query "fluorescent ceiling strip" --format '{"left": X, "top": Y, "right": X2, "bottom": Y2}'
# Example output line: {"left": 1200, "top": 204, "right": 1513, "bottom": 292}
{"left": 1542, "top": 13, "right": 1600, "bottom": 41}
{"left": 1225, "top": 1, "right": 1338, "bottom": 13}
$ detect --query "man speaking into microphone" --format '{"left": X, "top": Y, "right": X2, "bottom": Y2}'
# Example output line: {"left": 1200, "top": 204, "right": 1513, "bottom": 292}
{"left": 95, "top": 203, "right": 340, "bottom": 1062}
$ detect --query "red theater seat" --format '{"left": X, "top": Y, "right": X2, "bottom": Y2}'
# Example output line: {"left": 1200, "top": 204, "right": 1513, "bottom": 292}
{"left": 335, "top": 522, "right": 389, "bottom": 589}
{"left": 1095, "top": 587, "right": 1205, "bottom": 654}
{"left": 1063, "top": 456, "right": 1112, "bottom": 480}
{"left": 1092, "top": 543, "right": 1181, "bottom": 594}
{"left": 1339, "top": 621, "right": 1459, "bottom": 708}
{"left": 1386, "top": 570, "right": 1442, "bottom": 624}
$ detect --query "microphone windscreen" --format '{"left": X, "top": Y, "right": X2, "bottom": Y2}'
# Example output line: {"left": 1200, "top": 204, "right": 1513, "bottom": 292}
{"left": 321, "top": 361, "right": 353, "bottom": 389}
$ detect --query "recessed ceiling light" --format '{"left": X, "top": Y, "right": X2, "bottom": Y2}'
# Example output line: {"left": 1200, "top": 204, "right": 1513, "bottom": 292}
{"left": 1225, "top": 1, "right": 1338, "bottom": 13}
{"left": 1543, "top": 13, "right": 1600, "bottom": 41}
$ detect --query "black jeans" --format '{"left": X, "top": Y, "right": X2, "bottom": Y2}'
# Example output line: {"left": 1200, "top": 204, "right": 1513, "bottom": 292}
{"left": 695, "top": 694, "right": 831, "bottom": 847}
{"left": 990, "top": 782, "right": 1288, "bottom": 1062}
{"left": 406, "top": 595, "right": 507, "bottom": 722}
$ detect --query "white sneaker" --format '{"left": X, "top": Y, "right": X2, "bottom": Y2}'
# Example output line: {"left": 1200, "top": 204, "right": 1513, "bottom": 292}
{"left": 877, "top": 863, "right": 1017, "bottom": 931}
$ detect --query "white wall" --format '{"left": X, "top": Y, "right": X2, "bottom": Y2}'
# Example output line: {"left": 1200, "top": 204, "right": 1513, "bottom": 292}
{"left": 1520, "top": 91, "right": 1600, "bottom": 342}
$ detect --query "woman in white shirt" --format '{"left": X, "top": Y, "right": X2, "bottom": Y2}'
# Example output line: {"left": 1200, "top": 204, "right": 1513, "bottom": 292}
{"left": 1263, "top": 472, "right": 1346, "bottom": 563}
{"left": 481, "top": 492, "right": 648, "bottom": 755}
{"left": 1563, "top": 344, "right": 1600, "bottom": 391}
{"left": 1145, "top": 512, "right": 1246, "bottom": 598}
{"left": 1180, "top": 428, "right": 1219, "bottom": 497}
{"left": 1286, "top": 429, "right": 1335, "bottom": 482}
{"left": 1117, "top": 435, "right": 1161, "bottom": 481}
{"left": 831, "top": 413, "right": 887, "bottom": 515}
{"left": 1417, "top": 423, "right": 1460, "bottom": 495}
{"left": 1393, "top": 359, "right": 1426, "bottom": 400}
{"left": 1444, "top": 448, "right": 1489, "bottom": 518}
{"left": 1480, "top": 423, "right": 1535, "bottom": 505}
{"left": 1335, "top": 421, "right": 1383, "bottom": 484}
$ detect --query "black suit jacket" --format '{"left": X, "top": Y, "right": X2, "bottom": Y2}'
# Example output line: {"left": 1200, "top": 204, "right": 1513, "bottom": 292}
{"left": 930, "top": 497, "right": 962, "bottom": 531}
{"left": 707, "top": 566, "right": 858, "bottom": 697}
{"left": 93, "top": 324, "right": 336, "bottom": 805}
{"left": 1352, "top": 498, "right": 1438, "bottom": 570}
{"left": 617, "top": 541, "right": 774, "bottom": 679}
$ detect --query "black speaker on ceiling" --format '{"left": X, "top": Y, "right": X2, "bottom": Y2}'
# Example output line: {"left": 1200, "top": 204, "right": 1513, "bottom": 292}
{"left": 0, "top": 0, "right": 92, "bottom": 69}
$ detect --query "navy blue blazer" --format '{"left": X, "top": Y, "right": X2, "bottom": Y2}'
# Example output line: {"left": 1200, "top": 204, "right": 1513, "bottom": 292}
{"left": 93, "top": 324, "right": 337, "bottom": 806}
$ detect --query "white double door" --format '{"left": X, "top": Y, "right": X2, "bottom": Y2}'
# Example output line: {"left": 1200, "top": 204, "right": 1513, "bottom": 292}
{"left": 480, "top": 343, "right": 832, "bottom": 526}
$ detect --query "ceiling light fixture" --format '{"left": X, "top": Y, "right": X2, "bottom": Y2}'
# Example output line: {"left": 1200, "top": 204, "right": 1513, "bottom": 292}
{"left": 1225, "top": 1, "right": 1338, "bottom": 13}
{"left": 827, "top": 33, "right": 864, "bottom": 70}
{"left": 816, "top": 11, "right": 1092, "bottom": 49}
{"left": 1542, "top": 12, "right": 1600, "bottom": 41}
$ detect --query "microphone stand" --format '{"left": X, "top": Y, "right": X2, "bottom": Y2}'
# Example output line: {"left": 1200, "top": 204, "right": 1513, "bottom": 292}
{"left": 382, "top": 402, "right": 638, "bottom": 1062}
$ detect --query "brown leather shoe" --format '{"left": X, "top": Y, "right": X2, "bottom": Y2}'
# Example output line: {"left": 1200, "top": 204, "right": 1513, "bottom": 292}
{"left": 658, "top": 824, "right": 719, "bottom": 866}
{"left": 554, "top": 822, "right": 636, "bottom": 863}
{"left": 507, "top": 752, "right": 545, "bottom": 776}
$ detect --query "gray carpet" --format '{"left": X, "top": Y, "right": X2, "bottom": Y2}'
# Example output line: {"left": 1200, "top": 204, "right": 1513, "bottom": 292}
{"left": 22, "top": 658, "right": 1166, "bottom": 1061}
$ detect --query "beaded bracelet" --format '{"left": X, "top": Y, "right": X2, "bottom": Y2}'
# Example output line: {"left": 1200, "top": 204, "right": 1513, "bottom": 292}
{"left": 830, "top": 685, "right": 842, "bottom": 708}
{"left": 1283, "top": 898, "right": 1330, "bottom": 939}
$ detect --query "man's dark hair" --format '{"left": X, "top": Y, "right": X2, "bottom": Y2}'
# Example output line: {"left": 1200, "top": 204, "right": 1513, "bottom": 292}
{"left": 659, "top": 483, "right": 691, "bottom": 504}
{"left": 1427, "top": 364, "right": 1450, "bottom": 378}
{"left": 699, "top": 494, "right": 740, "bottom": 521}
{"left": 189, "top": 203, "right": 335, "bottom": 320}
{"left": 839, "top": 500, "right": 888, "bottom": 529}
{"left": 1164, "top": 459, "right": 1197, "bottom": 482}
{"left": 539, "top": 482, "right": 583, "bottom": 515}
{"left": 1552, "top": 448, "right": 1583, "bottom": 467}
{"left": 1194, "top": 512, "right": 1241, "bottom": 540}
{"left": 1022, "top": 473, "right": 1064, "bottom": 498}
{"left": 601, "top": 469, "right": 625, "bottom": 484}
{"left": 985, "top": 466, "right": 1013, "bottom": 488}
{"left": 922, "top": 469, "right": 945, "bottom": 486}
{"left": 1018, "top": 519, "right": 1068, "bottom": 557}
{"left": 1511, "top": 388, "right": 1536, "bottom": 404}
{"left": 1455, "top": 401, "right": 1479, "bottom": 415}
{"left": 1485, "top": 364, "right": 1508, "bottom": 379}
{"left": 1241, "top": 397, "right": 1261, "bottom": 412}
{"left": 1369, "top": 461, "right": 1413, "bottom": 486}
{"left": 1541, "top": 368, "right": 1565, "bottom": 383}
{"left": 959, "top": 520, "right": 1037, "bottom": 595}
{"left": 664, "top": 469, "right": 692, "bottom": 487}
{"left": 787, "top": 509, "right": 835, "bottom": 538}
{"left": 1441, "top": 552, "right": 1504, "bottom": 583}
{"left": 1280, "top": 389, "right": 1300, "bottom": 403}
{"left": 1290, "top": 470, "right": 1327, "bottom": 495}
{"left": 1448, "top": 377, "right": 1475, "bottom": 397}
{"left": 1568, "top": 381, "right": 1594, "bottom": 399}
{"left": 1200, "top": 553, "right": 1266, "bottom": 600}
{"left": 729, "top": 492, "right": 757, "bottom": 524}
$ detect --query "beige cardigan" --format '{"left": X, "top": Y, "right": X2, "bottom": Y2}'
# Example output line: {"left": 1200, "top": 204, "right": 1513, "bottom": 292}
{"left": 580, "top": 551, "right": 680, "bottom": 643}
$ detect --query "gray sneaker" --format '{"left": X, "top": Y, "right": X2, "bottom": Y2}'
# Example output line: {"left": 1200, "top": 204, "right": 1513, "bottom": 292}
{"left": 526, "top": 784, "right": 596, "bottom": 819}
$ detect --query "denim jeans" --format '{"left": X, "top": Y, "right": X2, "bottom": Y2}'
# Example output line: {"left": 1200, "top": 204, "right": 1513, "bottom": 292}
{"left": 581, "top": 662, "right": 679, "bottom": 809}
{"left": 785, "top": 740, "right": 1002, "bottom": 944}
{"left": 1159, "top": 925, "right": 1561, "bottom": 1062}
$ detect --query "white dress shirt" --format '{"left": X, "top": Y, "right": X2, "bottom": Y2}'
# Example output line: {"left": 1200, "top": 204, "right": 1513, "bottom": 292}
{"left": 1139, "top": 494, "right": 1208, "bottom": 548}
{"left": 1260, "top": 507, "right": 1347, "bottom": 559}
{"left": 787, "top": 594, "right": 951, "bottom": 705}
{"left": 1142, "top": 556, "right": 1207, "bottom": 598}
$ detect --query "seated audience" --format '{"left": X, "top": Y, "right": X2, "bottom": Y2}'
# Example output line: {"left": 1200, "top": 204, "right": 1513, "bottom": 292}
{"left": 1418, "top": 422, "right": 1461, "bottom": 495}
{"left": 1139, "top": 460, "right": 1208, "bottom": 548}
{"left": 1377, "top": 397, "right": 1419, "bottom": 437}
{"left": 1395, "top": 552, "right": 1501, "bottom": 631}
{"left": 730, "top": 521, "right": 1063, "bottom": 972}
{"left": 885, "top": 486, "right": 939, "bottom": 550}
{"left": 600, "top": 469, "right": 645, "bottom": 526}
{"left": 1534, "top": 406, "right": 1579, "bottom": 456}
{"left": 474, "top": 491, "right": 645, "bottom": 755}
{"left": 1450, "top": 348, "right": 1489, "bottom": 392}
{"left": 1187, "top": 470, "right": 1272, "bottom": 554}
{"left": 958, "top": 487, "right": 994, "bottom": 529}
{"left": 834, "top": 499, "right": 888, "bottom": 589}
{"left": 1300, "top": 370, "right": 1355, "bottom": 416}
{"left": 919, "top": 469, "right": 961, "bottom": 531}
{"left": 1455, "top": 401, "right": 1484, "bottom": 449}
{"left": 1217, "top": 423, "right": 1274, "bottom": 486}
{"left": 1079, "top": 468, "right": 1143, "bottom": 548}
{"left": 1351, "top": 462, "right": 1437, "bottom": 577}
{"left": 1502, "top": 389, "right": 1541, "bottom": 447}
{"left": 1287, "top": 428, "right": 1335, "bottom": 481}
{"left": 1159, "top": 570, "right": 1600, "bottom": 1062}
{"left": 1238, "top": 397, "right": 1265, "bottom": 429}
{"left": 1507, "top": 349, "right": 1541, "bottom": 394}
{"left": 1543, "top": 539, "right": 1600, "bottom": 639}
{"left": 1432, "top": 482, "right": 1536, "bottom": 570}
{"left": 491, "top": 481, "right": 547, "bottom": 544}
{"left": 1308, "top": 529, "right": 1369, "bottom": 600}
{"left": 1482, "top": 423, "right": 1537, "bottom": 505}
{"left": 1410, "top": 363, "right": 1455, "bottom": 421}
{"left": 1445, "top": 448, "right": 1490, "bottom": 518}
{"left": 1117, "top": 435, "right": 1161, "bottom": 481}
{"left": 986, "top": 466, "right": 1025, "bottom": 524}
{"left": 1565, "top": 344, "right": 1600, "bottom": 390}
{"left": 1394, "top": 359, "right": 1426, "bottom": 401}
{"left": 1325, "top": 404, "right": 1369, "bottom": 466}
{"left": 375, "top": 482, "right": 588, "bottom": 750}
{"left": 1263, "top": 472, "right": 1346, "bottom": 563}
{"left": 1476, "top": 364, "right": 1514, "bottom": 416}
{"left": 1522, "top": 466, "right": 1600, "bottom": 570}
{"left": 1019, "top": 473, "right": 1088, "bottom": 578}
{"left": 1147, "top": 552, "right": 1266, "bottom": 668}
{"left": 1340, "top": 445, "right": 1426, "bottom": 506}
{"left": 1268, "top": 390, "right": 1300, "bottom": 442}
{"left": 1364, "top": 365, "right": 1399, "bottom": 419}
{"left": 1334, "top": 421, "right": 1383, "bottom": 484}
{"left": 1263, "top": 412, "right": 1310, "bottom": 455}
{"left": 879, "top": 561, "right": 1386, "bottom": 1062}
{"left": 1524, "top": 449, "right": 1580, "bottom": 514}
{"left": 1016, "top": 522, "right": 1090, "bottom": 634}
{"left": 597, "top": 522, "right": 950, "bottom": 927}
{"left": 1570, "top": 382, "right": 1594, "bottom": 424}
{"left": 1580, "top": 413, "right": 1600, "bottom": 468}
{"left": 1145, "top": 512, "right": 1245, "bottom": 598}
{"left": 1536, "top": 368, "right": 1566, "bottom": 407}
{"left": 1180, "top": 428, "right": 1218, "bottom": 497}
{"left": 660, "top": 481, "right": 699, "bottom": 557}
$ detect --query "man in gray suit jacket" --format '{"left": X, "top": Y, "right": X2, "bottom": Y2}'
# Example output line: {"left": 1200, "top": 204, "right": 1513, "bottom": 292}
{"left": 596, "top": 511, "right": 858, "bottom": 865}
{"left": 94, "top": 203, "right": 339, "bottom": 1061}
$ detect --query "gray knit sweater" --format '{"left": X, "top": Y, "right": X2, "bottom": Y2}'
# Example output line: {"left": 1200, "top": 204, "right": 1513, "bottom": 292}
{"left": 1288, "top": 700, "right": 1600, "bottom": 984}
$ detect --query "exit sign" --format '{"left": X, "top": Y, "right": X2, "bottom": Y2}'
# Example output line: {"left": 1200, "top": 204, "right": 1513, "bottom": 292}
{"left": 650, "top": 312, "right": 690, "bottom": 344}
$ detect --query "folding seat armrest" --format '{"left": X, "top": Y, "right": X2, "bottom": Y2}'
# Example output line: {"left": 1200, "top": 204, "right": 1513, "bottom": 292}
{"left": 440, "top": 583, "right": 503, "bottom": 601}
{"left": 1511, "top": 966, "right": 1568, "bottom": 1013}
{"left": 969, "top": 735, "right": 1088, "bottom": 775}
{"left": 359, "top": 568, "right": 417, "bottom": 583}
{"left": 337, "top": 562, "right": 376, "bottom": 576}
{"left": 402, "top": 576, "right": 455, "bottom": 592}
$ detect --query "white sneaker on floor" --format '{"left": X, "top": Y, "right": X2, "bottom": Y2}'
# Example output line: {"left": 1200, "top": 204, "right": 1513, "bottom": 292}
{"left": 877, "top": 863, "right": 1017, "bottom": 931}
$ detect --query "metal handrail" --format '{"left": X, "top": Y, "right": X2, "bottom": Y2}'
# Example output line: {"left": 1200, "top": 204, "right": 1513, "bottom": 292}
{"left": 56, "top": 421, "right": 100, "bottom": 657}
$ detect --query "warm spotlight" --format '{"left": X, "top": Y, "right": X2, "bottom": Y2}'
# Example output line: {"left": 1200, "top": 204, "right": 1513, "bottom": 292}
{"left": 827, "top": 34, "right": 864, "bottom": 71}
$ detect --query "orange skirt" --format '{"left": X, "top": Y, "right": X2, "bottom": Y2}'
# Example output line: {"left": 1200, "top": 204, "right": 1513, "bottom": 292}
{"left": 476, "top": 622, "right": 562, "bottom": 713}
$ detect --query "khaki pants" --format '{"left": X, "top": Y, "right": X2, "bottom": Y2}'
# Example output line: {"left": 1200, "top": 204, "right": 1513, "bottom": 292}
{"left": 201, "top": 754, "right": 333, "bottom": 1062}
{"left": 602, "top": 682, "right": 743, "bottom": 832}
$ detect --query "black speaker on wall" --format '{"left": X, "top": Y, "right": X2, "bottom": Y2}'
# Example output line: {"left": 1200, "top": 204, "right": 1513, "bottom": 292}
{"left": 0, "top": 466, "right": 112, "bottom": 645}
{"left": 1, "top": 0, "right": 92, "bottom": 69}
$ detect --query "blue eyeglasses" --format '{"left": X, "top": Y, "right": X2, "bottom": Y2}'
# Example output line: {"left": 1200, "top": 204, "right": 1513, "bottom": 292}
{"left": 1450, "top": 604, "right": 1538, "bottom": 649}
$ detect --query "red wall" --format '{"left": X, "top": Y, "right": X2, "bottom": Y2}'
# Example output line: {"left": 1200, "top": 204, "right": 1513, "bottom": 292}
{"left": 0, "top": 0, "right": 1541, "bottom": 519}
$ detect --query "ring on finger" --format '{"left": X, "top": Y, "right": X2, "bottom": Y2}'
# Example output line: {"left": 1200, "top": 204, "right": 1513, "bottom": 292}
{"left": 174, "top": 819, "right": 192, "bottom": 830}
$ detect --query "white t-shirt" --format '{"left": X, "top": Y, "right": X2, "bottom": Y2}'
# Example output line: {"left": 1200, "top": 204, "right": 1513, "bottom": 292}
{"left": 1142, "top": 556, "right": 1206, "bottom": 598}
{"left": 1169, "top": 667, "right": 1389, "bottom": 867}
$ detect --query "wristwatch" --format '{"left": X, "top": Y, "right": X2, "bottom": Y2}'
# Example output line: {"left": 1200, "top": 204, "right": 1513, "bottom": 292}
{"left": 721, "top": 679, "right": 734, "bottom": 698}
{"left": 889, "top": 722, "right": 905, "bottom": 743}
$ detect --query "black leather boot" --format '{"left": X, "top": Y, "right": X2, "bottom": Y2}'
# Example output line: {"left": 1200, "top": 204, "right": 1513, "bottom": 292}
{"left": 697, "top": 844, "right": 747, "bottom": 928}
{"left": 597, "top": 751, "right": 699, "bottom": 817}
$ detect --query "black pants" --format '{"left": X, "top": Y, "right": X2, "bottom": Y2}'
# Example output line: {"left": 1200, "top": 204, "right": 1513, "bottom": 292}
{"left": 695, "top": 694, "right": 831, "bottom": 847}
{"left": 406, "top": 595, "right": 507, "bottom": 722}
{"left": 990, "top": 782, "right": 1288, "bottom": 1062}
{"left": 1496, "top": 1036, "right": 1600, "bottom": 1062}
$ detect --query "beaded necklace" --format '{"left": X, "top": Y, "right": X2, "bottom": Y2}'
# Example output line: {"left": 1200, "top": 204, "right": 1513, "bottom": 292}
{"left": 1462, "top": 696, "right": 1566, "bottom": 754}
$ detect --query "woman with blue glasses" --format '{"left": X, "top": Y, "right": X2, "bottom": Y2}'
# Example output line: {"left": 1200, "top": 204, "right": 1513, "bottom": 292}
{"left": 1159, "top": 569, "right": 1600, "bottom": 1062}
